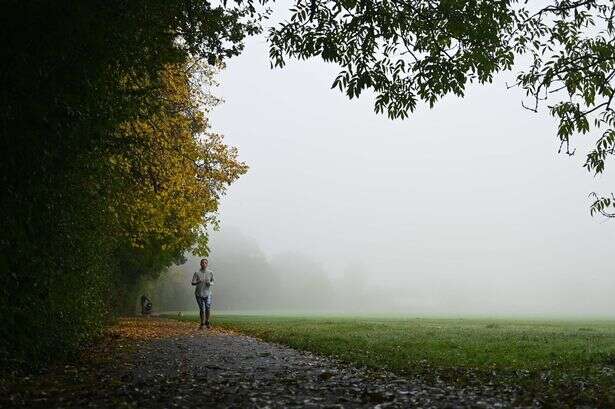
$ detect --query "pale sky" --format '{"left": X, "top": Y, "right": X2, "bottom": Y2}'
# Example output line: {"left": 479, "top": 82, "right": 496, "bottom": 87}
{"left": 206, "top": 20, "right": 615, "bottom": 317}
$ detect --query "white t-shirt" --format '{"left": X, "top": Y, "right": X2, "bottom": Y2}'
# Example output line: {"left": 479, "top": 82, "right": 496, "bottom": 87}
{"left": 192, "top": 268, "right": 214, "bottom": 298}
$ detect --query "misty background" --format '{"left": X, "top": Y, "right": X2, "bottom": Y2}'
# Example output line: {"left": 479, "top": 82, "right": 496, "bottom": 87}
{"left": 150, "top": 21, "right": 615, "bottom": 318}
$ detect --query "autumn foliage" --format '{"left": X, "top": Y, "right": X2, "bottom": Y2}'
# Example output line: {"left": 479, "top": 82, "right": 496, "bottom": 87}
{"left": 0, "top": 2, "right": 251, "bottom": 367}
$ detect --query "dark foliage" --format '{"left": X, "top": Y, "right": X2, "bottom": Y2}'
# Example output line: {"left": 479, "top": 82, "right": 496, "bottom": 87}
{"left": 0, "top": 1, "right": 260, "bottom": 367}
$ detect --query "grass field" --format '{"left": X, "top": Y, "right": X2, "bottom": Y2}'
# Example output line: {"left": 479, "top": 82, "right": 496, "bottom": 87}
{"left": 166, "top": 313, "right": 615, "bottom": 405}
{"left": 169, "top": 313, "right": 615, "bottom": 372}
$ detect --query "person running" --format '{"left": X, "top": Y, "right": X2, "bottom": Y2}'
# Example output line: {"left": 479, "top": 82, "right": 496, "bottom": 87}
{"left": 191, "top": 258, "right": 214, "bottom": 329}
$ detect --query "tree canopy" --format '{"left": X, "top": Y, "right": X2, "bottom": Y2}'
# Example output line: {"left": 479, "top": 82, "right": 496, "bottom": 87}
{"left": 0, "top": 1, "right": 254, "bottom": 365}
{"left": 268, "top": 0, "right": 615, "bottom": 215}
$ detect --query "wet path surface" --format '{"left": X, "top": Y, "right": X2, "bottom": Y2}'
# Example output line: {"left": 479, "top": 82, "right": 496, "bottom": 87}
{"left": 127, "top": 320, "right": 519, "bottom": 408}
{"left": 4, "top": 318, "right": 522, "bottom": 408}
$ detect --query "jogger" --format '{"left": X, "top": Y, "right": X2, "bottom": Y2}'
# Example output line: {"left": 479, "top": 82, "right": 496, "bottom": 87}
{"left": 191, "top": 258, "right": 215, "bottom": 329}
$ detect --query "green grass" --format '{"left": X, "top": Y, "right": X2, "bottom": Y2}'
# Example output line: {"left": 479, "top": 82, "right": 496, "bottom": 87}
{"left": 164, "top": 313, "right": 615, "bottom": 405}
{"left": 168, "top": 313, "right": 615, "bottom": 373}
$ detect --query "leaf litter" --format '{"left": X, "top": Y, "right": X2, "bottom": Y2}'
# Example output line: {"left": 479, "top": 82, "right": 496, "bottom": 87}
{"left": 2, "top": 317, "right": 529, "bottom": 408}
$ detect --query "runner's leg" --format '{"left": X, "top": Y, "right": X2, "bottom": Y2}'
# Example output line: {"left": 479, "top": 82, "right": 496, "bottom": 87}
{"left": 205, "top": 295, "right": 212, "bottom": 328}
{"left": 196, "top": 295, "right": 204, "bottom": 327}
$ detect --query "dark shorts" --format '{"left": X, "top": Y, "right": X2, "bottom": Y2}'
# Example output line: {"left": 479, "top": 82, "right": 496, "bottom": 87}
{"left": 196, "top": 294, "right": 212, "bottom": 312}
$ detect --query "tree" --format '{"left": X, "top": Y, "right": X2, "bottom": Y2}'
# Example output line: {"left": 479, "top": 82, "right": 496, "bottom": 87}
{"left": 106, "top": 62, "right": 248, "bottom": 312}
{"left": 0, "top": 1, "right": 256, "bottom": 365}
{"left": 268, "top": 0, "right": 615, "bottom": 215}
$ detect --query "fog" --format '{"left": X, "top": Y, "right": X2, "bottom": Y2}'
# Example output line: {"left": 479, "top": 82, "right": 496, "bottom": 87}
{"left": 153, "top": 19, "right": 615, "bottom": 318}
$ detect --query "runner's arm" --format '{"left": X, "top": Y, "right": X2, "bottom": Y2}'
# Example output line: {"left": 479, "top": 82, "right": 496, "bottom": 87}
{"left": 191, "top": 272, "right": 200, "bottom": 285}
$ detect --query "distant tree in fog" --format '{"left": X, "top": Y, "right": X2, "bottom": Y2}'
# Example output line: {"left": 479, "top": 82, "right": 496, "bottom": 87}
{"left": 270, "top": 252, "right": 335, "bottom": 311}
{"left": 208, "top": 228, "right": 281, "bottom": 311}
{"left": 146, "top": 228, "right": 376, "bottom": 313}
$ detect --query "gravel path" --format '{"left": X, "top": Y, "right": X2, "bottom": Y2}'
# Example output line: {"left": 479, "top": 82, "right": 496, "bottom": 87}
{"left": 126, "top": 321, "right": 520, "bottom": 408}
{"left": 4, "top": 318, "right": 524, "bottom": 408}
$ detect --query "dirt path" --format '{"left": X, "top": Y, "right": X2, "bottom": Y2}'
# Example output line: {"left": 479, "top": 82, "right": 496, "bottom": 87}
{"left": 4, "top": 318, "right": 521, "bottom": 408}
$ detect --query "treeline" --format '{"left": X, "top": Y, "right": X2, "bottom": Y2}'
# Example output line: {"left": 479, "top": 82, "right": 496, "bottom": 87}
{"left": 144, "top": 228, "right": 381, "bottom": 313}
{"left": 0, "top": 2, "right": 258, "bottom": 367}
